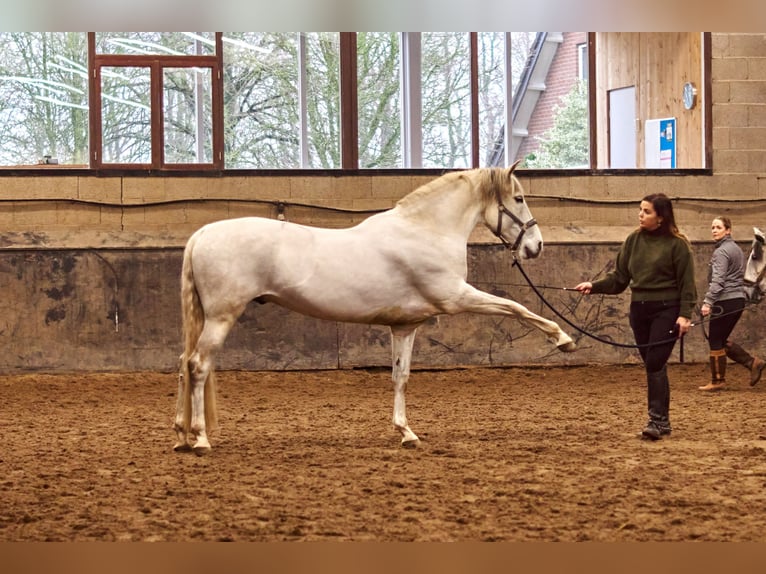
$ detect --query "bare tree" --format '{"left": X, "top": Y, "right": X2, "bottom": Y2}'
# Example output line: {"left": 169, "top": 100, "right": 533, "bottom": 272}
{"left": 0, "top": 32, "right": 89, "bottom": 165}
{"left": 0, "top": 32, "right": 543, "bottom": 170}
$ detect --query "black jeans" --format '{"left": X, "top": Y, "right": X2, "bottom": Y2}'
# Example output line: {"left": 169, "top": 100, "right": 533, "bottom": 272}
{"left": 629, "top": 300, "right": 680, "bottom": 373}
{"left": 707, "top": 298, "right": 745, "bottom": 351}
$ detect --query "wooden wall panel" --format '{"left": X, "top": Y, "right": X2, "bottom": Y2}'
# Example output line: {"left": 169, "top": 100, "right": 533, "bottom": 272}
{"left": 596, "top": 33, "right": 703, "bottom": 168}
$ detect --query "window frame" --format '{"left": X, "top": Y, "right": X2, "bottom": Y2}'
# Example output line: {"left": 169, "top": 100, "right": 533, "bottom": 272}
{"left": 577, "top": 41, "right": 588, "bottom": 82}
{"left": 88, "top": 32, "right": 224, "bottom": 171}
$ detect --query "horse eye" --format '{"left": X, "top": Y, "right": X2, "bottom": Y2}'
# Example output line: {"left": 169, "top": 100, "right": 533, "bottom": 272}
{"left": 514, "top": 196, "right": 524, "bottom": 204}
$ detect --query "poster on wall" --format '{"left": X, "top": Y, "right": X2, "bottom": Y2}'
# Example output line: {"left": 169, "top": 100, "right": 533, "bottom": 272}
{"left": 645, "top": 118, "right": 676, "bottom": 169}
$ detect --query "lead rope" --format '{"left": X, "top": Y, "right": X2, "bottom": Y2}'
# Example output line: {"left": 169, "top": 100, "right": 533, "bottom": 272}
{"left": 512, "top": 258, "right": 684, "bottom": 350}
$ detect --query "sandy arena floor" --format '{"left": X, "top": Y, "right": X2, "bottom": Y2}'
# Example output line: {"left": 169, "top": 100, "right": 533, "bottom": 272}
{"left": 2, "top": 363, "right": 766, "bottom": 542}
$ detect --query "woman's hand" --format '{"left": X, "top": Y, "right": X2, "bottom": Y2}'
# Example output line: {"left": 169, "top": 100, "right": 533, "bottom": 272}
{"left": 700, "top": 303, "right": 711, "bottom": 317}
{"left": 574, "top": 282, "right": 593, "bottom": 295}
{"left": 676, "top": 316, "right": 692, "bottom": 337}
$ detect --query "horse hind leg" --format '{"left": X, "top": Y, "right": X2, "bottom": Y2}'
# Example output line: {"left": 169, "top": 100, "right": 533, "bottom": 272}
{"left": 186, "top": 317, "right": 234, "bottom": 455}
{"left": 187, "top": 354, "right": 213, "bottom": 455}
{"left": 390, "top": 326, "right": 420, "bottom": 447}
{"left": 173, "top": 354, "right": 192, "bottom": 452}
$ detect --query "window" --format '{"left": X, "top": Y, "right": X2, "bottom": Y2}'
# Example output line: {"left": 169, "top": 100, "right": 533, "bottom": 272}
{"left": 516, "top": 33, "right": 590, "bottom": 169}
{"left": 477, "top": 32, "right": 514, "bottom": 168}
{"left": 0, "top": 32, "right": 708, "bottom": 172}
{"left": 421, "top": 32, "right": 472, "bottom": 169}
{"left": 221, "top": 32, "right": 341, "bottom": 169}
{"left": 356, "top": 32, "right": 401, "bottom": 168}
{"left": 593, "top": 33, "right": 707, "bottom": 169}
{"left": 91, "top": 32, "right": 221, "bottom": 169}
{"left": 0, "top": 32, "right": 89, "bottom": 166}
{"left": 577, "top": 42, "right": 588, "bottom": 81}
{"left": 222, "top": 32, "right": 302, "bottom": 169}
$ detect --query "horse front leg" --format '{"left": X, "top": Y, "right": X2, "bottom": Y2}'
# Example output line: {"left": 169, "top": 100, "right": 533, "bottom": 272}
{"left": 390, "top": 325, "right": 420, "bottom": 447}
{"left": 454, "top": 285, "right": 577, "bottom": 352}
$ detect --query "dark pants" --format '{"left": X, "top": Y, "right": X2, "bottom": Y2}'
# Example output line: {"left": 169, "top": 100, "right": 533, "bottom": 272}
{"left": 629, "top": 300, "right": 680, "bottom": 429}
{"left": 707, "top": 298, "right": 745, "bottom": 351}
{"left": 629, "top": 300, "right": 679, "bottom": 372}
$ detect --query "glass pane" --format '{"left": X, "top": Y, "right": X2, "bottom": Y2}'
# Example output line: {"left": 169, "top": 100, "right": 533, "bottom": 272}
{"left": 95, "top": 32, "right": 215, "bottom": 56}
{"left": 357, "top": 32, "right": 401, "bottom": 168}
{"left": 163, "top": 67, "right": 213, "bottom": 164}
{"left": 222, "top": 32, "right": 300, "bottom": 169}
{"left": 421, "top": 32, "right": 471, "bottom": 169}
{"left": 477, "top": 32, "right": 506, "bottom": 167}
{"left": 518, "top": 32, "right": 590, "bottom": 169}
{"left": 0, "top": 32, "right": 89, "bottom": 166}
{"left": 101, "top": 66, "right": 151, "bottom": 164}
{"left": 304, "top": 32, "right": 340, "bottom": 169}
{"left": 477, "top": 32, "right": 539, "bottom": 168}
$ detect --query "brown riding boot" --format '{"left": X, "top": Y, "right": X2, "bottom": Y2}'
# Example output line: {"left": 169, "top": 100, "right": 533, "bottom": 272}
{"left": 751, "top": 358, "right": 766, "bottom": 386}
{"left": 725, "top": 341, "right": 766, "bottom": 386}
{"left": 699, "top": 349, "right": 727, "bottom": 391}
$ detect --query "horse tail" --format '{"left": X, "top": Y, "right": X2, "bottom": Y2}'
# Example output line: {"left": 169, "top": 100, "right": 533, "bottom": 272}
{"left": 180, "top": 231, "right": 218, "bottom": 433}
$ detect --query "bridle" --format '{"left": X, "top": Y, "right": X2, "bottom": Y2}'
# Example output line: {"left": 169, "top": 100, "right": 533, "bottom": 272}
{"left": 744, "top": 236, "right": 766, "bottom": 304}
{"left": 744, "top": 264, "right": 766, "bottom": 304}
{"left": 493, "top": 186, "right": 538, "bottom": 257}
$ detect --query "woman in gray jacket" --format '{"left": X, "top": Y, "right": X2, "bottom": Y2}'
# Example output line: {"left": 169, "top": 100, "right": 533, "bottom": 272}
{"left": 699, "top": 216, "right": 765, "bottom": 391}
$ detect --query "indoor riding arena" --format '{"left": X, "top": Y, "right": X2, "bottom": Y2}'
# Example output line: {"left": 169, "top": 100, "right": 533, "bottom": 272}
{"left": 3, "top": 32, "right": 766, "bottom": 543}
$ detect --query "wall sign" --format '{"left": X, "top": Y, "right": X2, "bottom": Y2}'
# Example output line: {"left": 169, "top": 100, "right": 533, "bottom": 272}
{"left": 645, "top": 117, "right": 676, "bottom": 169}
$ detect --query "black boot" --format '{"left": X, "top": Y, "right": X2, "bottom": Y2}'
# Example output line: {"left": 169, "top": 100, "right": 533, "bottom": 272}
{"left": 642, "top": 366, "right": 672, "bottom": 440}
{"left": 725, "top": 341, "right": 766, "bottom": 386}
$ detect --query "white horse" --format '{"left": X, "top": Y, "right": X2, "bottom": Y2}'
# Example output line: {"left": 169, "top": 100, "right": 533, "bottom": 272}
{"left": 744, "top": 226, "right": 766, "bottom": 304}
{"left": 174, "top": 163, "right": 576, "bottom": 455}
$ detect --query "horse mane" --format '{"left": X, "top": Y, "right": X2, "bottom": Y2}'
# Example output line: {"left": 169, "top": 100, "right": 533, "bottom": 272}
{"left": 396, "top": 168, "right": 512, "bottom": 210}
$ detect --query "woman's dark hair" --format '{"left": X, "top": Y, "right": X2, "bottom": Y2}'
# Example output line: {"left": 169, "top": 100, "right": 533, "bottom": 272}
{"left": 643, "top": 193, "right": 681, "bottom": 237}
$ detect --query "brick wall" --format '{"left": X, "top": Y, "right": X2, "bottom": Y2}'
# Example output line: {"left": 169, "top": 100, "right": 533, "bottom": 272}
{"left": 712, "top": 33, "right": 766, "bottom": 178}
{"left": 516, "top": 32, "right": 587, "bottom": 161}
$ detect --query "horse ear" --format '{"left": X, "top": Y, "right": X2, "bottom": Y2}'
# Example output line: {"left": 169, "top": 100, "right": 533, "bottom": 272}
{"left": 755, "top": 227, "right": 765, "bottom": 243}
{"left": 507, "top": 159, "right": 522, "bottom": 179}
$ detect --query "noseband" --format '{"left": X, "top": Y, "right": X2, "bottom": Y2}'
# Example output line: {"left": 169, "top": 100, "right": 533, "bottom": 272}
{"left": 745, "top": 238, "right": 766, "bottom": 303}
{"left": 744, "top": 264, "right": 766, "bottom": 304}
{"left": 493, "top": 188, "right": 537, "bottom": 257}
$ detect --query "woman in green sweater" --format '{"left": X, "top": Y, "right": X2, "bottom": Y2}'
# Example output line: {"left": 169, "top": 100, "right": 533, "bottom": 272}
{"left": 574, "top": 193, "right": 697, "bottom": 440}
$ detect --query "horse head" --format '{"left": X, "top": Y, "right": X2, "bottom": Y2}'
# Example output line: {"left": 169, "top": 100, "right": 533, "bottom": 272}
{"left": 486, "top": 160, "right": 543, "bottom": 260}
{"left": 744, "top": 226, "right": 766, "bottom": 304}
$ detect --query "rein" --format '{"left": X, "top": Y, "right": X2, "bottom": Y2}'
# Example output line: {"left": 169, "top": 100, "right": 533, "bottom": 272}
{"left": 498, "top": 220, "right": 766, "bottom": 351}
{"left": 511, "top": 258, "right": 686, "bottom": 350}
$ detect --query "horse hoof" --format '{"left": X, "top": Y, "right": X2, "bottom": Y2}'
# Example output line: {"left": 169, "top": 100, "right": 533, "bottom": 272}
{"left": 193, "top": 445, "right": 211, "bottom": 456}
{"left": 173, "top": 442, "right": 192, "bottom": 453}
{"left": 401, "top": 438, "right": 420, "bottom": 449}
{"left": 557, "top": 341, "right": 577, "bottom": 352}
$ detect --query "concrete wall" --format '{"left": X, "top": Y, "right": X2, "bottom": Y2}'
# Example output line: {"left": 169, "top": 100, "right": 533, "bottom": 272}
{"left": 0, "top": 32, "right": 765, "bottom": 372}
{"left": 0, "top": 242, "right": 762, "bottom": 373}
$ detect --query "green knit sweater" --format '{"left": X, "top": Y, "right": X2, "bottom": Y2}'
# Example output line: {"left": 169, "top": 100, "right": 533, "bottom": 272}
{"left": 590, "top": 229, "right": 698, "bottom": 319}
